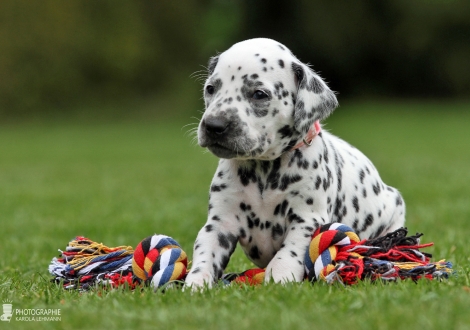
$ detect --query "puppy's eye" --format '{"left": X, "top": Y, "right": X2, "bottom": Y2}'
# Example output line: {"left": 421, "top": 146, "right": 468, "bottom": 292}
{"left": 252, "top": 90, "right": 268, "bottom": 100}
{"left": 206, "top": 85, "right": 215, "bottom": 95}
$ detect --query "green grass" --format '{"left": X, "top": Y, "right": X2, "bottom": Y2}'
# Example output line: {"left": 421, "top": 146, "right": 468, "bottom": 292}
{"left": 1, "top": 100, "right": 470, "bottom": 329}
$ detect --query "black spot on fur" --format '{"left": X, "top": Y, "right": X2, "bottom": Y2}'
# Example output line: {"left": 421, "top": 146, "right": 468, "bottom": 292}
{"left": 289, "top": 149, "right": 309, "bottom": 169}
{"left": 315, "top": 176, "right": 322, "bottom": 190}
{"left": 238, "top": 165, "right": 257, "bottom": 186}
{"left": 272, "top": 223, "right": 284, "bottom": 240}
{"left": 396, "top": 195, "right": 403, "bottom": 206}
{"left": 359, "top": 169, "right": 365, "bottom": 184}
{"left": 282, "top": 139, "right": 298, "bottom": 153}
{"left": 240, "top": 202, "right": 248, "bottom": 212}
{"left": 361, "top": 214, "right": 374, "bottom": 232}
{"left": 372, "top": 182, "right": 381, "bottom": 195}
{"left": 352, "top": 196, "right": 359, "bottom": 212}
{"left": 353, "top": 219, "right": 359, "bottom": 231}
{"left": 213, "top": 263, "right": 222, "bottom": 279}
{"left": 289, "top": 213, "right": 305, "bottom": 223}
{"left": 278, "top": 125, "right": 294, "bottom": 139}
{"left": 307, "top": 76, "right": 324, "bottom": 94}
{"left": 323, "top": 145, "right": 329, "bottom": 163}
{"left": 280, "top": 200, "right": 288, "bottom": 216}
{"left": 278, "top": 59, "right": 285, "bottom": 68}
{"left": 247, "top": 216, "right": 254, "bottom": 228}
{"left": 220, "top": 254, "right": 230, "bottom": 270}
{"left": 266, "top": 158, "right": 282, "bottom": 190}
{"left": 218, "top": 232, "right": 230, "bottom": 249}
{"left": 279, "top": 174, "right": 302, "bottom": 191}
{"left": 260, "top": 160, "right": 270, "bottom": 174}
{"left": 371, "top": 224, "right": 386, "bottom": 239}
{"left": 205, "top": 224, "right": 213, "bottom": 232}
{"left": 306, "top": 198, "right": 313, "bottom": 205}
{"left": 211, "top": 184, "right": 227, "bottom": 192}
{"left": 274, "top": 203, "right": 281, "bottom": 216}
{"left": 249, "top": 245, "right": 260, "bottom": 259}
{"left": 333, "top": 197, "right": 343, "bottom": 222}
{"left": 323, "top": 167, "right": 332, "bottom": 191}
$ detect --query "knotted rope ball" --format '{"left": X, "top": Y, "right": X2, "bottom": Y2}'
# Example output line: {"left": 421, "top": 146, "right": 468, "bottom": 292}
{"left": 132, "top": 234, "right": 188, "bottom": 288}
{"left": 304, "top": 223, "right": 361, "bottom": 282}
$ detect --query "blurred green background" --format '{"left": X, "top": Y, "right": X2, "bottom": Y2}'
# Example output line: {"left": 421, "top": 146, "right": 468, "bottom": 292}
{"left": 1, "top": 0, "right": 469, "bottom": 120}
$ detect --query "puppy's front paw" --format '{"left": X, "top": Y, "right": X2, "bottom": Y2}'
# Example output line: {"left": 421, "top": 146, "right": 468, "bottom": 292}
{"left": 184, "top": 270, "right": 214, "bottom": 291}
{"left": 265, "top": 258, "right": 304, "bottom": 284}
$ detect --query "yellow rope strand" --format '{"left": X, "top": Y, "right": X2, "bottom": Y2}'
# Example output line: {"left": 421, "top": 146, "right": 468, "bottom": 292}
{"left": 65, "top": 238, "right": 134, "bottom": 270}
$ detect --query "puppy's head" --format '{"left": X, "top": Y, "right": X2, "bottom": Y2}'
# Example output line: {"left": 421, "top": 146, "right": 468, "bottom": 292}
{"left": 198, "top": 38, "right": 338, "bottom": 160}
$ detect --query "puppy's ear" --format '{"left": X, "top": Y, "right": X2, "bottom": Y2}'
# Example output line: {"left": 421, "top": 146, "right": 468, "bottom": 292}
{"left": 292, "top": 62, "right": 338, "bottom": 135}
{"left": 207, "top": 55, "right": 219, "bottom": 75}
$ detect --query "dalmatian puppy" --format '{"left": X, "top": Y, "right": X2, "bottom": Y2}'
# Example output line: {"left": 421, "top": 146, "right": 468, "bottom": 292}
{"left": 185, "top": 38, "right": 405, "bottom": 288}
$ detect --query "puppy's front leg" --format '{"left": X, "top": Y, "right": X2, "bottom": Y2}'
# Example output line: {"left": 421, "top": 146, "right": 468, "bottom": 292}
{"left": 265, "top": 212, "right": 324, "bottom": 283}
{"left": 185, "top": 219, "right": 239, "bottom": 289}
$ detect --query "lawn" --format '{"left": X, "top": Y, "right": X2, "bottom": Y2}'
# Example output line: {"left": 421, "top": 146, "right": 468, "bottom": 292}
{"left": 0, "top": 100, "right": 469, "bottom": 329}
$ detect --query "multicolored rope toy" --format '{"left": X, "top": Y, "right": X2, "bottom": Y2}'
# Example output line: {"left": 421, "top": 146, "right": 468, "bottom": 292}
{"left": 304, "top": 223, "right": 452, "bottom": 285}
{"left": 305, "top": 223, "right": 361, "bottom": 283}
{"left": 49, "top": 224, "right": 453, "bottom": 290}
{"left": 132, "top": 235, "right": 188, "bottom": 288}
{"left": 48, "top": 236, "right": 136, "bottom": 290}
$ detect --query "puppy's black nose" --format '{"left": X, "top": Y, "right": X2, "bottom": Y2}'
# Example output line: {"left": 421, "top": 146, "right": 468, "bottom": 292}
{"left": 204, "top": 117, "right": 229, "bottom": 135}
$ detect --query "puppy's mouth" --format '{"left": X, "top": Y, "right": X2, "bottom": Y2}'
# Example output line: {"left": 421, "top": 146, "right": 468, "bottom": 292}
{"left": 206, "top": 142, "right": 243, "bottom": 159}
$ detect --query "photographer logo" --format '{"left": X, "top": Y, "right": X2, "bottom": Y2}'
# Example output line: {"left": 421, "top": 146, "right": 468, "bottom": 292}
{"left": 1, "top": 301, "right": 61, "bottom": 323}
{"left": 1, "top": 301, "right": 13, "bottom": 322}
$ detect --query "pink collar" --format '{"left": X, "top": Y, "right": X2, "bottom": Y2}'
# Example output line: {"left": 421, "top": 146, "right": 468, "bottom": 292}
{"left": 292, "top": 120, "right": 321, "bottom": 150}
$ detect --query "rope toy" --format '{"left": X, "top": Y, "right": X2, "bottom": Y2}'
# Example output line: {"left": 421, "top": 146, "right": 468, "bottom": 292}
{"left": 305, "top": 223, "right": 361, "bottom": 283}
{"left": 304, "top": 223, "right": 452, "bottom": 285}
{"left": 49, "top": 224, "right": 453, "bottom": 290}
{"left": 48, "top": 236, "right": 135, "bottom": 290}
{"left": 132, "top": 234, "right": 188, "bottom": 288}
